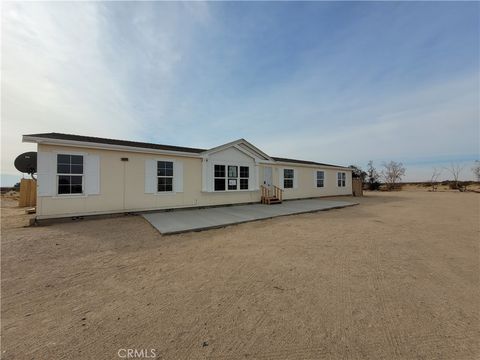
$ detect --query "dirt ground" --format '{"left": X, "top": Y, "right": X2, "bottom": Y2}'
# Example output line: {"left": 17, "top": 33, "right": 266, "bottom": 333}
{"left": 1, "top": 191, "right": 479, "bottom": 360}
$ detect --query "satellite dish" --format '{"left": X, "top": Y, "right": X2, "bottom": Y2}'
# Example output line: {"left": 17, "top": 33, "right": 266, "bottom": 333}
{"left": 14, "top": 152, "right": 37, "bottom": 176}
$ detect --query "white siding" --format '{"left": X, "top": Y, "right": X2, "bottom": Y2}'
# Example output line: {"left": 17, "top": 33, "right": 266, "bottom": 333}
{"left": 144, "top": 159, "right": 156, "bottom": 194}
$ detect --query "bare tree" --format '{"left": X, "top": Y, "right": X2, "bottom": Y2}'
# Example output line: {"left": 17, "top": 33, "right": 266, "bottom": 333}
{"left": 429, "top": 167, "right": 442, "bottom": 192}
{"left": 366, "top": 160, "right": 380, "bottom": 190}
{"left": 381, "top": 161, "right": 406, "bottom": 190}
{"left": 472, "top": 160, "right": 480, "bottom": 182}
{"left": 349, "top": 165, "right": 367, "bottom": 183}
{"left": 444, "top": 163, "right": 465, "bottom": 190}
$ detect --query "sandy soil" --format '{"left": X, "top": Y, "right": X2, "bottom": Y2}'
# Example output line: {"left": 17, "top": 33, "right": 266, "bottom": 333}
{"left": 1, "top": 191, "right": 479, "bottom": 360}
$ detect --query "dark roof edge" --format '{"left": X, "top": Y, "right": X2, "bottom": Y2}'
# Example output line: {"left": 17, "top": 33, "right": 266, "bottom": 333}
{"left": 24, "top": 132, "right": 207, "bottom": 154}
{"left": 271, "top": 157, "right": 350, "bottom": 169}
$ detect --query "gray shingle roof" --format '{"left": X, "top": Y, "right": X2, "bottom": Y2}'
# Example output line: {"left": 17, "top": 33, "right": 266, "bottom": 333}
{"left": 271, "top": 157, "right": 346, "bottom": 168}
{"left": 24, "top": 132, "right": 207, "bottom": 154}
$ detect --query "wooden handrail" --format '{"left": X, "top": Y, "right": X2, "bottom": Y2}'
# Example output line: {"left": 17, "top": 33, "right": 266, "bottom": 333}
{"left": 273, "top": 185, "right": 283, "bottom": 201}
{"left": 260, "top": 185, "right": 269, "bottom": 203}
{"left": 261, "top": 184, "right": 284, "bottom": 204}
{"left": 261, "top": 185, "right": 268, "bottom": 197}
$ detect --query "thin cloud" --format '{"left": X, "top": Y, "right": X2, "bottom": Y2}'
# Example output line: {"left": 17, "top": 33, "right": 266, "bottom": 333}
{"left": 1, "top": 2, "right": 478, "bottom": 184}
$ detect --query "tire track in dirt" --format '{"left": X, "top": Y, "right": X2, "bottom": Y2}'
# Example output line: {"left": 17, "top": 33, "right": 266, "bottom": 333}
{"left": 179, "top": 261, "right": 260, "bottom": 359}
{"left": 332, "top": 251, "right": 360, "bottom": 360}
{"left": 227, "top": 309, "right": 270, "bottom": 358}
{"left": 191, "top": 263, "right": 298, "bottom": 359}
{"left": 232, "top": 343, "right": 331, "bottom": 360}
{"left": 216, "top": 267, "right": 296, "bottom": 357}
{"left": 377, "top": 226, "right": 479, "bottom": 357}
{"left": 398, "top": 250, "right": 480, "bottom": 355}
{"left": 368, "top": 237, "right": 406, "bottom": 359}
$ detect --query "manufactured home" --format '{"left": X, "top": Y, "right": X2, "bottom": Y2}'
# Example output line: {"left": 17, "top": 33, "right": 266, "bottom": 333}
{"left": 23, "top": 133, "right": 353, "bottom": 219}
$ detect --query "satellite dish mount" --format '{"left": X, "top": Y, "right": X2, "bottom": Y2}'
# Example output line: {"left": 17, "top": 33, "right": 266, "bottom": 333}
{"left": 14, "top": 152, "right": 38, "bottom": 180}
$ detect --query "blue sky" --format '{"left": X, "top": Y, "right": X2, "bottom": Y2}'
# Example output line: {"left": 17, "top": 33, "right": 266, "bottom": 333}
{"left": 1, "top": 1, "right": 479, "bottom": 185}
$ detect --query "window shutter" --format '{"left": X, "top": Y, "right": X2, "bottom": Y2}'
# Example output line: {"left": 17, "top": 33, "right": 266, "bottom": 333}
{"left": 174, "top": 161, "right": 183, "bottom": 193}
{"left": 293, "top": 168, "right": 298, "bottom": 189}
{"left": 85, "top": 155, "right": 100, "bottom": 195}
{"left": 145, "top": 159, "right": 156, "bottom": 194}
{"left": 37, "top": 151, "right": 55, "bottom": 196}
{"left": 279, "top": 168, "right": 284, "bottom": 189}
{"left": 313, "top": 170, "right": 317, "bottom": 187}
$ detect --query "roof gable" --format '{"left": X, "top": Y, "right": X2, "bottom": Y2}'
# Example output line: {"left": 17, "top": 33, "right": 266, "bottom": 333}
{"left": 201, "top": 139, "right": 273, "bottom": 161}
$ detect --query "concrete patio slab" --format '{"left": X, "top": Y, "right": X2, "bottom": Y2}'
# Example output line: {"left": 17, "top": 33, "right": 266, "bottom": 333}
{"left": 142, "top": 198, "right": 358, "bottom": 235}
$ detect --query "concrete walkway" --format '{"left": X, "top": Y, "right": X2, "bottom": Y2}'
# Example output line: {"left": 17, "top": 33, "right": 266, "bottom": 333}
{"left": 142, "top": 198, "right": 358, "bottom": 235}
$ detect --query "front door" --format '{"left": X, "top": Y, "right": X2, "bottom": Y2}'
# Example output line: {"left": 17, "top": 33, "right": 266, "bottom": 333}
{"left": 263, "top": 167, "right": 273, "bottom": 192}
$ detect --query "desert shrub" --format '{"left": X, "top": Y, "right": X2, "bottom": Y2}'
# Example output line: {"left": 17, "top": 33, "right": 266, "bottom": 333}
{"left": 448, "top": 182, "right": 457, "bottom": 190}
{"left": 449, "top": 181, "right": 471, "bottom": 191}
{"left": 368, "top": 181, "right": 381, "bottom": 191}
{"left": 383, "top": 183, "right": 403, "bottom": 191}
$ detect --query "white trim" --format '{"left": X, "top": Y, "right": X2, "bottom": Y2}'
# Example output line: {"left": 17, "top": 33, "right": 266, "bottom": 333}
{"left": 231, "top": 145, "right": 256, "bottom": 161}
{"left": 211, "top": 162, "right": 254, "bottom": 192}
{"left": 283, "top": 167, "right": 295, "bottom": 189}
{"left": 315, "top": 169, "right": 325, "bottom": 188}
{"left": 201, "top": 189, "right": 258, "bottom": 194}
{"left": 52, "top": 149, "right": 89, "bottom": 156}
{"left": 337, "top": 171, "right": 347, "bottom": 187}
{"left": 50, "top": 194, "right": 88, "bottom": 199}
{"left": 55, "top": 186, "right": 85, "bottom": 197}
{"left": 155, "top": 158, "right": 175, "bottom": 194}
{"left": 55, "top": 152, "right": 87, "bottom": 196}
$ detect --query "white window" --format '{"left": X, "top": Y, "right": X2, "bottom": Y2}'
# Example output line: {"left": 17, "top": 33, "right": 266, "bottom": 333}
{"left": 284, "top": 169, "right": 294, "bottom": 189}
{"left": 240, "top": 166, "right": 249, "bottom": 190}
{"left": 157, "top": 161, "right": 173, "bottom": 192}
{"left": 214, "top": 164, "right": 249, "bottom": 191}
{"left": 214, "top": 165, "right": 226, "bottom": 191}
{"left": 316, "top": 171, "right": 325, "bottom": 188}
{"left": 337, "top": 172, "right": 346, "bottom": 187}
{"left": 57, "top": 154, "right": 84, "bottom": 195}
{"left": 228, "top": 165, "right": 238, "bottom": 190}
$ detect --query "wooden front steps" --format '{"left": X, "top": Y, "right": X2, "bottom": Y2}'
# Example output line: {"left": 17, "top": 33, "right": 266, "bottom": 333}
{"left": 261, "top": 185, "right": 284, "bottom": 205}
{"left": 263, "top": 196, "right": 282, "bottom": 205}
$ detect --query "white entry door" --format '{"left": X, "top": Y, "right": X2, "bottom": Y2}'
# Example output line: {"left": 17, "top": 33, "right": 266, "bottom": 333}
{"left": 263, "top": 167, "right": 273, "bottom": 191}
